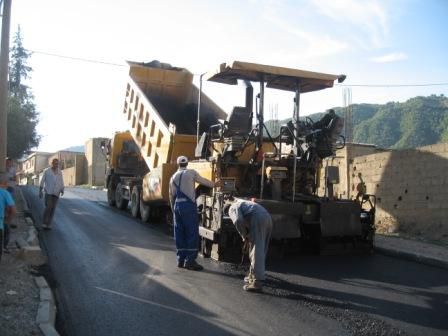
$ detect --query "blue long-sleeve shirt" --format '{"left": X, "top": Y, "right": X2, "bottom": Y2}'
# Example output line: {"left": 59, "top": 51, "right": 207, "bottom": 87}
{"left": 0, "top": 188, "right": 15, "bottom": 230}
{"left": 228, "top": 199, "right": 270, "bottom": 240}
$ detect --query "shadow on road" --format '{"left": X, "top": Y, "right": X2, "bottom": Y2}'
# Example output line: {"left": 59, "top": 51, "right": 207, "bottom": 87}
{"left": 266, "top": 254, "right": 448, "bottom": 332}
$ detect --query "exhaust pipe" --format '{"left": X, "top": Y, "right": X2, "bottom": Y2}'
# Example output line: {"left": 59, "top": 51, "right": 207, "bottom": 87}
{"left": 240, "top": 80, "right": 253, "bottom": 130}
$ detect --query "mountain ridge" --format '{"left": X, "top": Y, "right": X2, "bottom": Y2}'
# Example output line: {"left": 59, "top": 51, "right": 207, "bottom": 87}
{"left": 265, "top": 95, "right": 448, "bottom": 149}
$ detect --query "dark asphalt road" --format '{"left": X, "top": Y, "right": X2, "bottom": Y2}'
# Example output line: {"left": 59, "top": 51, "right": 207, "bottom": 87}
{"left": 22, "top": 186, "right": 448, "bottom": 336}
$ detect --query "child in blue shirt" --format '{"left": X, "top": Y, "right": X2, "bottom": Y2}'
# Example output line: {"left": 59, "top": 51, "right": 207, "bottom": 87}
{"left": 0, "top": 174, "right": 16, "bottom": 256}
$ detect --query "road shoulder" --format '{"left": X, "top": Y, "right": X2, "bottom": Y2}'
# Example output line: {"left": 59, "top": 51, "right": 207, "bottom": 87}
{"left": 375, "top": 233, "right": 448, "bottom": 270}
{"left": 1, "top": 187, "right": 60, "bottom": 336}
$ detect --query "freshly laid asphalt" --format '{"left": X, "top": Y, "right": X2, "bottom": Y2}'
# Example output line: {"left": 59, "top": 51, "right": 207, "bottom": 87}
{"left": 22, "top": 186, "right": 448, "bottom": 336}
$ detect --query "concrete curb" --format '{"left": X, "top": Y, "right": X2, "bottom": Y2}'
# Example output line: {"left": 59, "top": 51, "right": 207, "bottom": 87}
{"left": 374, "top": 245, "right": 448, "bottom": 271}
{"left": 19, "top": 245, "right": 48, "bottom": 265}
{"left": 34, "top": 276, "right": 59, "bottom": 336}
{"left": 25, "top": 217, "right": 34, "bottom": 226}
{"left": 17, "top": 187, "right": 31, "bottom": 216}
{"left": 21, "top": 191, "right": 59, "bottom": 335}
{"left": 26, "top": 226, "right": 39, "bottom": 245}
{"left": 15, "top": 216, "right": 47, "bottom": 266}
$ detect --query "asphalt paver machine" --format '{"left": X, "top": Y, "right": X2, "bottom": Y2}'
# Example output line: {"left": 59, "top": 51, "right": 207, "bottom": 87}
{"left": 190, "top": 61, "right": 375, "bottom": 260}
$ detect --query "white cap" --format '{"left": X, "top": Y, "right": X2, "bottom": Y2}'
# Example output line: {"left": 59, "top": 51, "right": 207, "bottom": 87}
{"left": 177, "top": 156, "right": 188, "bottom": 165}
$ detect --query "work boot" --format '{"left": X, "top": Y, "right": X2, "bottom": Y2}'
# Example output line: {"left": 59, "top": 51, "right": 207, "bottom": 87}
{"left": 243, "top": 280, "right": 263, "bottom": 292}
{"left": 184, "top": 260, "right": 204, "bottom": 271}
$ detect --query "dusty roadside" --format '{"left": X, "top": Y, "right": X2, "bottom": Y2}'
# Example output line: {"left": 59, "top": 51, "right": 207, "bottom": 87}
{"left": 0, "top": 191, "right": 41, "bottom": 336}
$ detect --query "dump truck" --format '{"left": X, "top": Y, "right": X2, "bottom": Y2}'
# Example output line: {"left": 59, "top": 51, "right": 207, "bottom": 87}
{"left": 104, "top": 60, "right": 226, "bottom": 222}
{"left": 105, "top": 60, "right": 375, "bottom": 261}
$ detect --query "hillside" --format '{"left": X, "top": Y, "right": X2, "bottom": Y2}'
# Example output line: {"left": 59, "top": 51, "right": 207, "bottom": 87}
{"left": 265, "top": 95, "right": 448, "bottom": 149}
{"left": 63, "top": 145, "right": 85, "bottom": 153}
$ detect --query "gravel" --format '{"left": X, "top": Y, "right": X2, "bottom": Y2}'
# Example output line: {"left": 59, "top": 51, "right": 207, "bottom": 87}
{"left": 222, "top": 262, "right": 408, "bottom": 336}
{"left": 0, "top": 240, "right": 41, "bottom": 336}
{"left": 263, "top": 280, "right": 407, "bottom": 336}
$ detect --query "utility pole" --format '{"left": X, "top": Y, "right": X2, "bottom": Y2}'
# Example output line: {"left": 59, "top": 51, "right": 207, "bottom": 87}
{"left": 343, "top": 87, "right": 353, "bottom": 199}
{"left": 0, "top": 0, "right": 11, "bottom": 173}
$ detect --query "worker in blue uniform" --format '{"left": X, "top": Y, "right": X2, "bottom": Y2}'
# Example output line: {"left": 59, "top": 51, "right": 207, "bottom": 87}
{"left": 169, "top": 156, "right": 215, "bottom": 271}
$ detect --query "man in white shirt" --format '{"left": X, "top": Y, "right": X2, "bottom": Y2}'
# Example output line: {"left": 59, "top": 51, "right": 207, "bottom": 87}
{"left": 169, "top": 156, "right": 215, "bottom": 271}
{"left": 39, "top": 158, "right": 65, "bottom": 230}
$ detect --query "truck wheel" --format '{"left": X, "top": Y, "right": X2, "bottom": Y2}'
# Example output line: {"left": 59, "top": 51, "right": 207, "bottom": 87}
{"left": 130, "top": 187, "right": 140, "bottom": 218}
{"left": 107, "top": 182, "right": 116, "bottom": 207}
{"left": 140, "top": 199, "right": 151, "bottom": 223}
{"left": 165, "top": 209, "right": 174, "bottom": 235}
{"left": 115, "top": 183, "right": 129, "bottom": 210}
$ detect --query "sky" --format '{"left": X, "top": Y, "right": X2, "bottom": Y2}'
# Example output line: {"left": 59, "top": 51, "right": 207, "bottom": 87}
{"left": 8, "top": 0, "right": 448, "bottom": 152}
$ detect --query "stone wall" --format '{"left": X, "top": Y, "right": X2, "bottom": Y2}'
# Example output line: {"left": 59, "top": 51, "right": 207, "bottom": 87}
{"left": 351, "top": 143, "right": 448, "bottom": 240}
{"left": 317, "top": 143, "right": 379, "bottom": 199}
{"left": 319, "top": 143, "right": 448, "bottom": 241}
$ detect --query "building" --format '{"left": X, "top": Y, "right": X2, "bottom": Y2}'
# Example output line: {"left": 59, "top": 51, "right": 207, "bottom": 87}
{"left": 48, "top": 151, "right": 87, "bottom": 187}
{"left": 85, "top": 138, "right": 108, "bottom": 187}
{"left": 18, "top": 152, "right": 53, "bottom": 185}
{"left": 17, "top": 138, "right": 109, "bottom": 188}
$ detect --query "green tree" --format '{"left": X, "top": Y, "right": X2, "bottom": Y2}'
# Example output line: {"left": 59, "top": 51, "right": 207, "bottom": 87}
{"left": 7, "top": 26, "right": 40, "bottom": 159}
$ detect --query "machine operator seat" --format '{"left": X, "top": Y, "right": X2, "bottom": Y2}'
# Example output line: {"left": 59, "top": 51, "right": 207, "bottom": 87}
{"left": 223, "top": 106, "right": 252, "bottom": 138}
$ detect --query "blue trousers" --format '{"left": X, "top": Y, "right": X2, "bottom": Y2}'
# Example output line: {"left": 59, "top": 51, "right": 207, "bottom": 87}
{"left": 174, "top": 201, "right": 198, "bottom": 264}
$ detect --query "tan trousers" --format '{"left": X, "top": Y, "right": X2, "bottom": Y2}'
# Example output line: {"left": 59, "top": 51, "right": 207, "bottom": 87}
{"left": 249, "top": 213, "right": 273, "bottom": 281}
{"left": 43, "top": 194, "right": 59, "bottom": 226}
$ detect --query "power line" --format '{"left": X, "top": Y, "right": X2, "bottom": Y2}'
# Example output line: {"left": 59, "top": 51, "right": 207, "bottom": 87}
{"left": 25, "top": 49, "right": 206, "bottom": 75}
{"left": 337, "top": 82, "right": 448, "bottom": 88}
{"left": 27, "top": 49, "right": 126, "bottom": 67}
{"left": 26, "top": 49, "right": 210, "bottom": 75}
{"left": 22, "top": 49, "right": 448, "bottom": 87}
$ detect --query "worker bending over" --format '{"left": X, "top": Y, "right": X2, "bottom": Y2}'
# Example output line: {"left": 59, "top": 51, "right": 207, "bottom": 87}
{"left": 227, "top": 199, "right": 273, "bottom": 292}
{"left": 169, "top": 156, "right": 215, "bottom": 271}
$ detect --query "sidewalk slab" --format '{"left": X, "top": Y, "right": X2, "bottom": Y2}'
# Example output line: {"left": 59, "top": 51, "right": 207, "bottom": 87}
{"left": 39, "top": 323, "right": 59, "bottom": 336}
{"left": 40, "top": 287, "right": 55, "bottom": 303}
{"left": 19, "top": 245, "right": 47, "bottom": 266}
{"left": 36, "top": 301, "right": 56, "bottom": 325}
{"left": 18, "top": 187, "right": 31, "bottom": 215}
{"left": 35, "top": 276, "right": 49, "bottom": 289}
{"left": 375, "top": 234, "right": 448, "bottom": 270}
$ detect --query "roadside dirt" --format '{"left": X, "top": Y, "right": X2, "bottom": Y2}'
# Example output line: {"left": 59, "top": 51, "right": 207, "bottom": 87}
{"left": 376, "top": 217, "right": 448, "bottom": 247}
{"left": 0, "top": 193, "right": 41, "bottom": 336}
